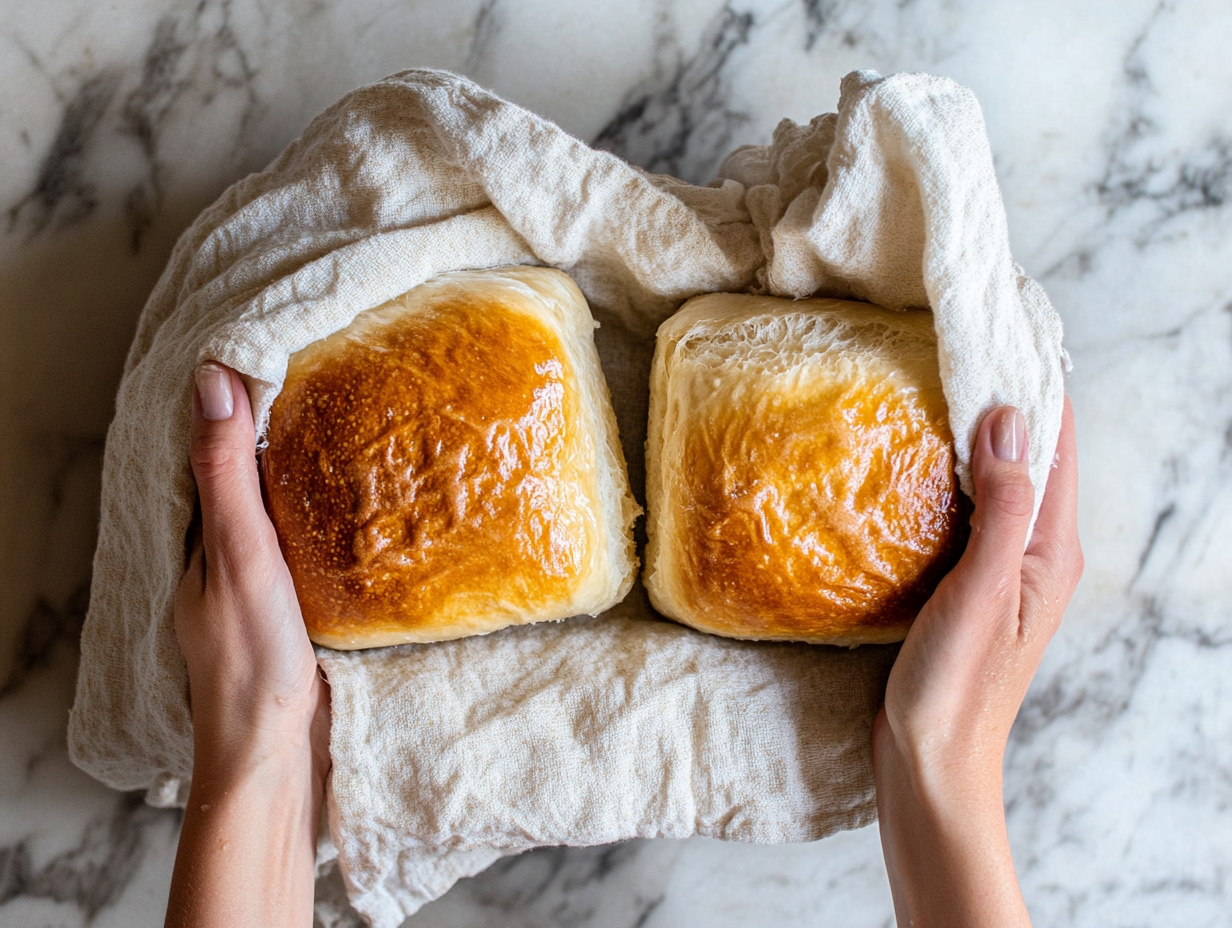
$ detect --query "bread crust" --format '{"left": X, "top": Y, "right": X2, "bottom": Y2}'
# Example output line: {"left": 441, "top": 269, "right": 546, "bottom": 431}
{"left": 263, "top": 267, "right": 639, "bottom": 650}
{"left": 645, "top": 293, "right": 966, "bottom": 645}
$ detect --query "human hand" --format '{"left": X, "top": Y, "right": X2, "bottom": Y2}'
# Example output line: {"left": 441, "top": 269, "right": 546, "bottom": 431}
{"left": 175, "top": 362, "right": 330, "bottom": 771}
{"left": 873, "top": 398, "right": 1081, "bottom": 927}
{"left": 166, "top": 362, "right": 329, "bottom": 928}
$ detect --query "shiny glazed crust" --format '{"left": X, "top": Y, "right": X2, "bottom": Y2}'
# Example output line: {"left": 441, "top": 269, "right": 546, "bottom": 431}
{"left": 263, "top": 267, "right": 639, "bottom": 650}
{"left": 645, "top": 293, "right": 965, "bottom": 646}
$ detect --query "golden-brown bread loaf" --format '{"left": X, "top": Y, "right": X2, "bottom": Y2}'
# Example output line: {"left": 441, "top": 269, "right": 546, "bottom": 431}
{"left": 263, "top": 267, "right": 639, "bottom": 650}
{"left": 645, "top": 293, "right": 966, "bottom": 646}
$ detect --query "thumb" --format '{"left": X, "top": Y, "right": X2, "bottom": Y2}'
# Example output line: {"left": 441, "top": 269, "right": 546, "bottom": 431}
{"left": 949, "top": 406, "right": 1036, "bottom": 596}
{"left": 189, "top": 362, "right": 274, "bottom": 579}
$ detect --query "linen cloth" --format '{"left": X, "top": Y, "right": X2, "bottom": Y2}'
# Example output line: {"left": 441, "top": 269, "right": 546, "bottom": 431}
{"left": 69, "top": 68, "right": 1066, "bottom": 926}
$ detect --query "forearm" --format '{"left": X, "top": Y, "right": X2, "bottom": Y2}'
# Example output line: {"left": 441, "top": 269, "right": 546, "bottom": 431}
{"left": 165, "top": 733, "right": 323, "bottom": 928}
{"left": 874, "top": 724, "right": 1031, "bottom": 928}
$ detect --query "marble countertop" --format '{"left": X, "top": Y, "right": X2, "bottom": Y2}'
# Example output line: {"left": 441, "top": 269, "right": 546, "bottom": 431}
{"left": 1, "top": 1, "right": 1229, "bottom": 925}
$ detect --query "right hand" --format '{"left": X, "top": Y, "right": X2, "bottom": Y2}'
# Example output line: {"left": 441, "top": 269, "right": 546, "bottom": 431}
{"left": 873, "top": 398, "right": 1082, "bottom": 926}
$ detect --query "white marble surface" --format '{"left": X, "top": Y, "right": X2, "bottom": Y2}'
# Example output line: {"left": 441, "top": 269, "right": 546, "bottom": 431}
{"left": 1, "top": 1, "right": 1229, "bottom": 925}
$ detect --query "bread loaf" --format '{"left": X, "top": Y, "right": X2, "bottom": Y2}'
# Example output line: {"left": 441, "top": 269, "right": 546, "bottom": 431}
{"left": 645, "top": 293, "right": 966, "bottom": 646}
{"left": 263, "top": 267, "right": 639, "bottom": 650}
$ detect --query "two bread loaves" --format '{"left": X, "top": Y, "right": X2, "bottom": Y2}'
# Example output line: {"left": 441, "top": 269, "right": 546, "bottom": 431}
{"left": 261, "top": 272, "right": 965, "bottom": 650}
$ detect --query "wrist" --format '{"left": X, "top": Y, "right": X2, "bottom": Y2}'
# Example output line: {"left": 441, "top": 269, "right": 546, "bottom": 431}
{"left": 873, "top": 711, "right": 1029, "bottom": 928}
{"left": 172, "top": 723, "right": 324, "bottom": 928}
{"left": 872, "top": 710, "right": 1006, "bottom": 830}
{"left": 875, "top": 705, "right": 1006, "bottom": 805}
{"left": 189, "top": 684, "right": 330, "bottom": 793}
{"left": 191, "top": 723, "right": 313, "bottom": 789}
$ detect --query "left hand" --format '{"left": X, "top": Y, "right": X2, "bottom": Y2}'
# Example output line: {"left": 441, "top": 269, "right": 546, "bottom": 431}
{"left": 175, "top": 361, "right": 330, "bottom": 776}
{"left": 166, "top": 361, "right": 330, "bottom": 928}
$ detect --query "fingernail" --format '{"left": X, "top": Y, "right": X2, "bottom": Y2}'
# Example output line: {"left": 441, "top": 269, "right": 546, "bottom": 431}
{"left": 991, "top": 407, "right": 1027, "bottom": 463}
{"left": 195, "top": 363, "right": 234, "bottom": 421}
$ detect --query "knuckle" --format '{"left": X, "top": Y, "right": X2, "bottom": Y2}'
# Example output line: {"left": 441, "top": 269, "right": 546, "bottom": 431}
{"left": 1068, "top": 542, "right": 1086, "bottom": 588}
{"left": 983, "top": 470, "right": 1035, "bottom": 520}
{"left": 189, "top": 432, "right": 247, "bottom": 484}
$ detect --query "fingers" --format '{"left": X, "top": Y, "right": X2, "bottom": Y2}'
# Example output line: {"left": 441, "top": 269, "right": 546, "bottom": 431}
{"left": 189, "top": 362, "right": 276, "bottom": 580}
{"left": 1024, "top": 397, "right": 1081, "bottom": 570}
{"left": 946, "top": 406, "right": 1036, "bottom": 603}
{"left": 1020, "top": 397, "right": 1083, "bottom": 631}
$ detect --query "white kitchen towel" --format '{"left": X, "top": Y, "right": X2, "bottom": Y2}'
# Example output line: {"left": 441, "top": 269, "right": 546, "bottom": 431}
{"left": 69, "top": 68, "right": 1066, "bottom": 927}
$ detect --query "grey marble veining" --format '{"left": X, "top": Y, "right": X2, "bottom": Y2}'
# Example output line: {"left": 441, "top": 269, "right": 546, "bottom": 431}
{"left": 1, "top": 1, "right": 1229, "bottom": 926}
